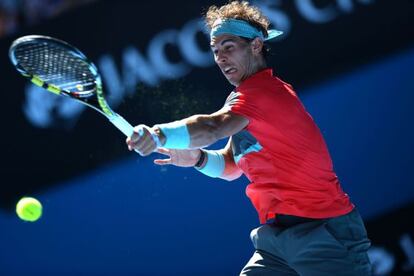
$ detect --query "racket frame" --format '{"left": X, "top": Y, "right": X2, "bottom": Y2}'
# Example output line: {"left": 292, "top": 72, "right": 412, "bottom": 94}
{"left": 9, "top": 35, "right": 161, "bottom": 145}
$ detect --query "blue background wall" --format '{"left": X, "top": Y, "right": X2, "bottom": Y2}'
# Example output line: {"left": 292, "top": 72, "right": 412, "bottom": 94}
{"left": 1, "top": 43, "right": 413, "bottom": 275}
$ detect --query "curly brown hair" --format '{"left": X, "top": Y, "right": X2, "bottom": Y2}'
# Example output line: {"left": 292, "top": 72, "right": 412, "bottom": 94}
{"left": 204, "top": 1, "right": 270, "bottom": 37}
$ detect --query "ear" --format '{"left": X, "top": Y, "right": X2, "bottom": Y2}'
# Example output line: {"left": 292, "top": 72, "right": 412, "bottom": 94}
{"left": 251, "top": 37, "right": 264, "bottom": 55}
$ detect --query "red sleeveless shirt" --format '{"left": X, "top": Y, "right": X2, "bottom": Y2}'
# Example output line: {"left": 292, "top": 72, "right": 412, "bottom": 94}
{"left": 226, "top": 69, "right": 353, "bottom": 223}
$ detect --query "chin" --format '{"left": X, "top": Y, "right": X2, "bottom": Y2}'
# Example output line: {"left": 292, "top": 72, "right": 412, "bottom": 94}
{"left": 225, "top": 76, "right": 241, "bottom": 86}
{"left": 226, "top": 79, "right": 238, "bottom": 86}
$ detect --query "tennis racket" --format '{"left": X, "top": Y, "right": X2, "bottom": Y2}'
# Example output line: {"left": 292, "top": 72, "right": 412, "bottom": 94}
{"left": 9, "top": 35, "right": 160, "bottom": 150}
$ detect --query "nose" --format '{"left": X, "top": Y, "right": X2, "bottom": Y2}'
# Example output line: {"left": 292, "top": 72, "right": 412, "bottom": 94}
{"left": 215, "top": 50, "right": 226, "bottom": 64}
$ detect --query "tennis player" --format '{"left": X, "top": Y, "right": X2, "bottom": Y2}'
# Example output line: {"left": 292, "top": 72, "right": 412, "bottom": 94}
{"left": 126, "top": 1, "right": 372, "bottom": 275}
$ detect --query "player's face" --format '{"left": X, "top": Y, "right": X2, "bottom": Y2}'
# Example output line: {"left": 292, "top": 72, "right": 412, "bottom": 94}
{"left": 210, "top": 34, "right": 261, "bottom": 86}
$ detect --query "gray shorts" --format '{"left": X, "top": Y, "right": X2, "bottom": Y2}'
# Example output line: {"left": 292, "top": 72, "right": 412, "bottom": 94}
{"left": 240, "top": 208, "right": 372, "bottom": 275}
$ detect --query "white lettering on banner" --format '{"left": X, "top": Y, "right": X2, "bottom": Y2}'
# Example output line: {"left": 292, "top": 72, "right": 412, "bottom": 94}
{"left": 292, "top": 0, "right": 375, "bottom": 23}
{"left": 253, "top": 0, "right": 292, "bottom": 34}
{"left": 148, "top": 29, "right": 190, "bottom": 79}
{"left": 295, "top": 0, "right": 338, "bottom": 23}
{"left": 98, "top": 47, "right": 159, "bottom": 107}
{"left": 23, "top": 0, "right": 376, "bottom": 129}
{"left": 24, "top": 85, "right": 57, "bottom": 128}
{"left": 400, "top": 233, "right": 414, "bottom": 271}
{"left": 178, "top": 19, "right": 214, "bottom": 67}
{"left": 23, "top": 85, "right": 85, "bottom": 128}
{"left": 367, "top": 233, "right": 414, "bottom": 275}
{"left": 121, "top": 47, "right": 159, "bottom": 89}
{"left": 98, "top": 54, "right": 125, "bottom": 108}
{"left": 368, "top": 246, "right": 395, "bottom": 275}
{"left": 255, "top": 0, "right": 375, "bottom": 26}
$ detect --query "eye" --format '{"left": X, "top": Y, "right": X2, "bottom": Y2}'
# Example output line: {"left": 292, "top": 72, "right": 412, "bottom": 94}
{"left": 225, "top": 45, "right": 234, "bottom": 51}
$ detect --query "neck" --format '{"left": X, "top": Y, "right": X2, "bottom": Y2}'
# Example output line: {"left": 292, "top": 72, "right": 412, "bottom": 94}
{"left": 252, "top": 61, "right": 267, "bottom": 75}
{"left": 237, "top": 58, "right": 267, "bottom": 86}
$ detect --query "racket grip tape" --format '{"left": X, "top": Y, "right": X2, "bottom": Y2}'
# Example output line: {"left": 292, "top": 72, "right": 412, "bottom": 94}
{"left": 109, "top": 114, "right": 135, "bottom": 137}
{"left": 109, "top": 114, "right": 162, "bottom": 150}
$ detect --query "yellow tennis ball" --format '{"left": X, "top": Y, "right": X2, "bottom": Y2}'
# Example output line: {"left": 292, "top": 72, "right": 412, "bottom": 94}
{"left": 16, "top": 197, "right": 43, "bottom": 222}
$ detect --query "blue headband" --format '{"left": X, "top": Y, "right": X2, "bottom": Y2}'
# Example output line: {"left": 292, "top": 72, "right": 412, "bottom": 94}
{"left": 210, "top": 18, "right": 283, "bottom": 41}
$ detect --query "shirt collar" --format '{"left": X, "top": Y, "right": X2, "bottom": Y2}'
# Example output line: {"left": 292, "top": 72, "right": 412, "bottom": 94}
{"left": 237, "top": 68, "right": 273, "bottom": 90}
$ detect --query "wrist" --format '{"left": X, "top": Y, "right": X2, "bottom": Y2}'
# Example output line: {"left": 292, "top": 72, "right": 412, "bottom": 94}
{"left": 155, "top": 121, "right": 190, "bottom": 149}
{"left": 194, "top": 149, "right": 206, "bottom": 168}
{"left": 194, "top": 150, "right": 225, "bottom": 178}
{"left": 153, "top": 126, "right": 166, "bottom": 146}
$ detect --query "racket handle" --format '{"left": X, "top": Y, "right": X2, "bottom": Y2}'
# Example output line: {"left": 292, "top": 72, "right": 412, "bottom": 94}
{"left": 109, "top": 114, "right": 162, "bottom": 148}
{"left": 109, "top": 114, "right": 134, "bottom": 137}
{"left": 133, "top": 125, "right": 162, "bottom": 148}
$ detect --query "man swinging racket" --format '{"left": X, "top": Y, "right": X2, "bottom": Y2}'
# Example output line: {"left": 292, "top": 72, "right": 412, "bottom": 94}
{"left": 126, "top": 1, "right": 372, "bottom": 275}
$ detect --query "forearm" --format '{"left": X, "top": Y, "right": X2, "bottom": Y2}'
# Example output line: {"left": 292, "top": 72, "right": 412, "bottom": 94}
{"left": 154, "top": 110, "right": 247, "bottom": 150}
{"left": 186, "top": 114, "right": 231, "bottom": 148}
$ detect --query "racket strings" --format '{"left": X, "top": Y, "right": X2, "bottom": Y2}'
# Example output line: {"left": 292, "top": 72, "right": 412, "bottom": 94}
{"left": 14, "top": 42, "right": 97, "bottom": 94}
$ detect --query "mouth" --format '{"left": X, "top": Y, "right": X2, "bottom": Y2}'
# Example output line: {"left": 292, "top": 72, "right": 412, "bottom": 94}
{"left": 223, "top": 66, "right": 237, "bottom": 75}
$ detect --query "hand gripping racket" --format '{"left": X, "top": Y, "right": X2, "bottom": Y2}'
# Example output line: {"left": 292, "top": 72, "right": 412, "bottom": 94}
{"left": 9, "top": 35, "right": 161, "bottom": 150}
